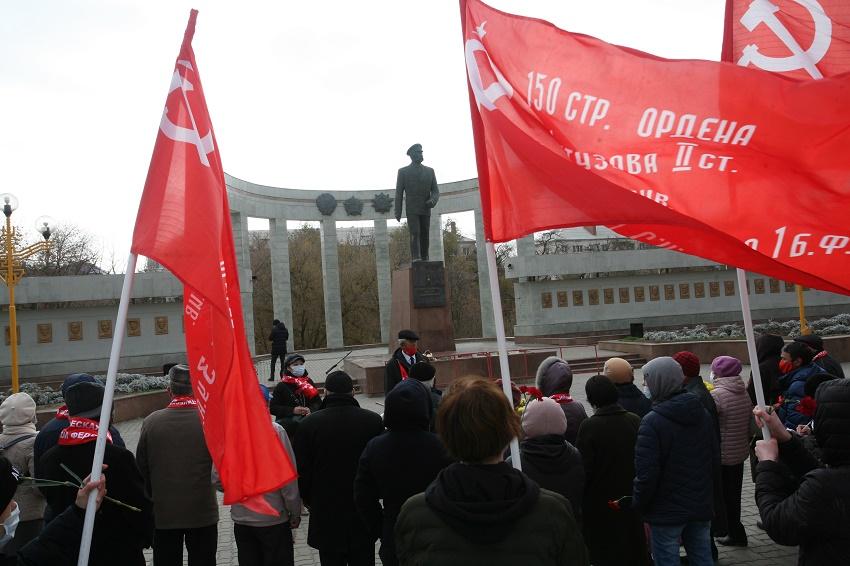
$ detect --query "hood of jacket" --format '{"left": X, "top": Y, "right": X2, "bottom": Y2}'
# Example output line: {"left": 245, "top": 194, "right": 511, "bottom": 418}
{"left": 756, "top": 334, "right": 785, "bottom": 363}
{"left": 814, "top": 378, "right": 850, "bottom": 466}
{"left": 425, "top": 461, "right": 540, "bottom": 544}
{"left": 383, "top": 379, "right": 431, "bottom": 431}
{"left": 652, "top": 391, "right": 705, "bottom": 427}
{"left": 520, "top": 434, "right": 576, "bottom": 474}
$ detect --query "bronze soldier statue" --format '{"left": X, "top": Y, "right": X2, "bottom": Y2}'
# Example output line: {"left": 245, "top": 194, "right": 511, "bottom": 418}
{"left": 395, "top": 143, "right": 439, "bottom": 261}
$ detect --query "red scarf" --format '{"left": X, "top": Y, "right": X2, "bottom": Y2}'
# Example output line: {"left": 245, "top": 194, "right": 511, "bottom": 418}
{"left": 58, "top": 417, "right": 112, "bottom": 446}
{"left": 167, "top": 396, "right": 198, "bottom": 409}
{"left": 55, "top": 405, "right": 70, "bottom": 421}
{"left": 813, "top": 350, "right": 829, "bottom": 363}
{"left": 282, "top": 375, "right": 319, "bottom": 400}
{"left": 550, "top": 393, "right": 574, "bottom": 404}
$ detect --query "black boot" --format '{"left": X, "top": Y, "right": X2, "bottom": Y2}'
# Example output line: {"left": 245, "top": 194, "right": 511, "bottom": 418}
{"left": 716, "top": 535, "right": 748, "bottom": 547}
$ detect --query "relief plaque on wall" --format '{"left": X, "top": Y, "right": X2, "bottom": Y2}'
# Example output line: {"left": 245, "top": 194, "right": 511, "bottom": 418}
{"left": 754, "top": 279, "right": 765, "bottom": 294}
{"left": 709, "top": 281, "right": 720, "bottom": 297}
{"left": 68, "top": 321, "right": 83, "bottom": 341}
{"left": 557, "top": 291, "right": 568, "bottom": 308}
{"left": 154, "top": 316, "right": 169, "bottom": 335}
{"left": 634, "top": 287, "right": 645, "bottom": 302}
{"left": 588, "top": 289, "right": 599, "bottom": 306}
{"left": 127, "top": 318, "right": 141, "bottom": 337}
{"left": 649, "top": 285, "right": 660, "bottom": 301}
{"left": 679, "top": 283, "right": 690, "bottom": 299}
{"left": 769, "top": 279, "right": 780, "bottom": 293}
{"left": 724, "top": 280, "right": 736, "bottom": 296}
{"left": 785, "top": 281, "right": 795, "bottom": 292}
{"left": 4, "top": 327, "right": 20, "bottom": 346}
{"left": 572, "top": 290, "right": 584, "bottom": 306}
{"left": 37, "top": 323, "right": 53, "bottom": 344}
{"left": 603, "top": 288, "right": 614, "bottom": 304}
{"left": 664, "top": 284, "right": 675, "bottom": 301}
{"left": 694, "top": 282, "right": 705, "bottom": 299}
{"left": 541, "top": 292, "right": 553, "bottom": 309}
{"left": 619, "top": 288, "right": 630, "bottom": 303}
{"left": 98, "top": 320, "right": 113, "bottom": 339}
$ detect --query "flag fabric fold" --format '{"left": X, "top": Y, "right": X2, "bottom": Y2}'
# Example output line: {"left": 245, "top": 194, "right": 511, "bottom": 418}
{"left": 131, "top": 9, "right": 295, "bottom": 505}
{"left": 460, "top": 0, "right": 850, "bottom": 295}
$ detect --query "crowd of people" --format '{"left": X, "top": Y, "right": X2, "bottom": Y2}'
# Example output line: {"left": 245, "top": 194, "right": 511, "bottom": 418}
{"left": 0, "top": 328, "right": 846, "bottom": 565}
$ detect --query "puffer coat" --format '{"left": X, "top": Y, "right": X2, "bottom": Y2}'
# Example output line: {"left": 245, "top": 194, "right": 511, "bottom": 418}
{"left": 711, "top": 375, "right": 754, "bottom": 465}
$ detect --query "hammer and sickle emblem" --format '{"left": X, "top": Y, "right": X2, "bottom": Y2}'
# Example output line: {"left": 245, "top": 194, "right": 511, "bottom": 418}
{"left": 160, "top": 60, "right": 215, "bottom": 167}
{"left": 464, "top": 21, "right": 513, "bottom": 111}
{"left": 738, "top": 0, "right": 832, "bottom": 79}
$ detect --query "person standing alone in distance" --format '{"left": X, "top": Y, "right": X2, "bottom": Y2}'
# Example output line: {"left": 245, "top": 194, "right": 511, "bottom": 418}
{"left": 395, "top": 144, "right": 439, "bottom": 262}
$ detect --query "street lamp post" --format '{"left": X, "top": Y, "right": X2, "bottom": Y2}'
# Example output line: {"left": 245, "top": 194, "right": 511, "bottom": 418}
{"left": 0, "top": 194, "right": 52, "bottom": 392}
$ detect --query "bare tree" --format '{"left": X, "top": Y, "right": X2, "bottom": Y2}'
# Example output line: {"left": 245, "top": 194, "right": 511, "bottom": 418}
{"left": 24, "top": 223, "right": 103, "bottom": 276}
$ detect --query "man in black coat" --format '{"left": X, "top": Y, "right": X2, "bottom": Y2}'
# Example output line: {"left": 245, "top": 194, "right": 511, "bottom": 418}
{"left": 268, "top": 319, "right": 290, "bottom": 381}
{"left": 294, "top": 372, "right": 384, "bottom": 566}
{"left": 384, "top": 330, "right": 427, "bottom": 395}
{"left": 38, "top": 382, "right": 153, "bottom": 566}
{"left": 354, "top": 379, "right": 451, "bottom": 566}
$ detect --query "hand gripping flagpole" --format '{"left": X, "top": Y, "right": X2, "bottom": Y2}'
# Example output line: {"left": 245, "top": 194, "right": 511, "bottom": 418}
{"left": 735, "top": 268, "right": 771, "bottom": 441}
{"left": 78, "top": 253, "right": 138, "bottom": 566}
{"left": 486, "top": 242, "right": 522, "bottom": 470}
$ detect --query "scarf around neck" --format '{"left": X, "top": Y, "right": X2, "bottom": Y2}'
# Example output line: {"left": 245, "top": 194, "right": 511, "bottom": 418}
{"left": 167, "top": 396, "right": 198, "bottom": 409}
{"left": 59, "top": 417, "right": 112, "bottom": 446}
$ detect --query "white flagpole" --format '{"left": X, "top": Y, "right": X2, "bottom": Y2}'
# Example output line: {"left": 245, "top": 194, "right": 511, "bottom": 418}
{"left": 735, "top": 268, "right": 771, "bottom": 441}
{"left": 78, "top": 253, "right": 138, "bottom": 566}
{"left": 485, "top": 242, "right": 522, "bottom": 470}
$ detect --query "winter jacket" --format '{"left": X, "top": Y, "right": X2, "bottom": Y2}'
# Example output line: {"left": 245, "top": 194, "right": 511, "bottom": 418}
{"left": 17, "top": 505, "right": 89, "bottom": 566}
{"left": 33, "top": 417, "right": 124, "bottom": 478}
{"left": 512, "top": 435, "right": 584, "bottom": 525}
{"left": 615, "top": 383, "right": 651, "bottom": 419}
{"left": 270, "top": 373, "right": 322, "bottom": 438}
{"left": 632, "top": 391, "right": 719, "bottom": 525}
{"left": 778, "top": 362, "right": 824, "bottom": 428}
{"left": 135, "top": 403, "right": 218, "bottom": 529}
{"left": 395, "top": 462, "right": 588, "bottom": 566}
{"left": 551, "top": 400, "right": 587, "bottom": 446}
{"left": 815, "top": 352, "right": 844, "bottom": 379}
{"left": 268, "top": 323, "right": 289, "bottom": 353}
{"left": 575, "top": 405, "right": 649, "bottom": 566}
{"left": 384, "top": 349, "right": 427, "bottom": 395}
{"left": 354, "top": 381, "right": 452, "bottom": 566}
{"left": 39, "top": 441, "right": 153, "bottom": 566}
{"left": 294, "top": 394, "right": 384, "bottom": 552}
{"left": 711, "top": 375, "right": 754, "bottom": 465}
{"left": 747, "top": 334, "right": 784, "bottom": 405}
{"left": 684, "top": 378, "right": 719, "bottom": 433}
{"left": 0, "top": 430, "right": 44, "bottom": 522}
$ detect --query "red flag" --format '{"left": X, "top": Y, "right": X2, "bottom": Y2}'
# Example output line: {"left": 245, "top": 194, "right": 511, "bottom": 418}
{"left": 460, "top": 0, "right": 850, "bottom": 295}
{"left": 131, "top": 10, "right": 295, "bottom": 505}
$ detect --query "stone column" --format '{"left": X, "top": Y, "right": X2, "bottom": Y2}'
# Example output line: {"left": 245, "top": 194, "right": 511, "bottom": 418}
{"left": 474, "top": 208, "right": 496, "bottom": 338}
{"left": 320, "top": 218, "right": 344, "bottom": 349}
{"left": 374, "top": 219, "right": 392, "bottom": 343}
{"left": 428, "top": 211, "right": 444, "bottom": 263}
{"left": 269, "top": 218, "right": 294, "bottom": 351}
{"left": 516, "top": 235, "right": 536, "bottom": 283}
{"left": 231, "top": 211, "right": 256, "bottom": 354}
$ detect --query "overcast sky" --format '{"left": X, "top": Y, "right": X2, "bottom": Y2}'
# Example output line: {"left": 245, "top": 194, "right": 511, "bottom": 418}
{"left": 1, "top": 0, "right": 724, "bottom": 267}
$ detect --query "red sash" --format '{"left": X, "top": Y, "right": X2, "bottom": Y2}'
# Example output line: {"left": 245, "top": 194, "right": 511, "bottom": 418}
{"left": 167, "top": 395, "right": 199, "bottom": 409}
{"left": 282, "top": 376, "right": 319, "bottom": 400}
{"left": 58, "top": 417, "right": 112, "bottom": 446}
{"left": 398, "top": 361, "right": 409, "bottom": 381}
{"left": 55, "top": 405, "right": 70, "bottom": 421}
{"left": 550, "top": 393, "right": 574, "bottom": 405}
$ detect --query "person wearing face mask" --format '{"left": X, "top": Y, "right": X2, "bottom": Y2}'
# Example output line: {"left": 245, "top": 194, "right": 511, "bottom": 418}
{"left": 777, "top": 342, "right": 824, "bottom": 429}
{"left": 270, "top": 354, "right": 322, "bottom": 440}
{"left": 0, "top": 393, "right": 44, "bottom": 562}
{"left": 384, "top": 330, "right": 427, "bottom": 395}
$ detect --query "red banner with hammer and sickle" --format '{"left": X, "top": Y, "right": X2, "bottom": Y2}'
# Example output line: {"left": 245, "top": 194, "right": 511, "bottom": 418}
{"left": 131, "top": 10, "right": 295, "bottom": 508}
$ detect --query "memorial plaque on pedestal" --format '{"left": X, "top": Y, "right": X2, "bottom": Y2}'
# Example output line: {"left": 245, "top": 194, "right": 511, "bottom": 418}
{"left": 390, "top": 261, "right": 456, "bottom": 354}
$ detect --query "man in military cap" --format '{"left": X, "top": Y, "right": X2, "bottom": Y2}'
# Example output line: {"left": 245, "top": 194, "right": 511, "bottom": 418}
{"left": 395, "top": 144, "right": 439, "bottom": 261}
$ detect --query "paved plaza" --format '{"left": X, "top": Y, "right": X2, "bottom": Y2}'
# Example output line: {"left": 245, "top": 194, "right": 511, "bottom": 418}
{"left": 115, "top": 364, "right": 805, "bottom": 566}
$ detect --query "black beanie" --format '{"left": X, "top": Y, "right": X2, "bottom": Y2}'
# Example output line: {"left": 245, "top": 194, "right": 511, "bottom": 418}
{"left": 409, "top": 362, "right": 436, "bottom": 382}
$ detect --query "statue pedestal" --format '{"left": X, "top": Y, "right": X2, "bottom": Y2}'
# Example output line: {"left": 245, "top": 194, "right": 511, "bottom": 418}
{"left": 390, "top": 261, "right": 456, "bottom": 354}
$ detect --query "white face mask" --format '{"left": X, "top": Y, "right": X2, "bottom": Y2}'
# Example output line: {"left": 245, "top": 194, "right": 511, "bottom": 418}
{"left": 708, "top": 372, "right": 716, "bottom": 384}
{"left": 290, "top": 365, "right": 306, "bottom": 377}
{"left": 642, "top": 385, "right": 652, "bottom": 400}
{"left": 0, "top": 503, "right": 20, "bottom": 549}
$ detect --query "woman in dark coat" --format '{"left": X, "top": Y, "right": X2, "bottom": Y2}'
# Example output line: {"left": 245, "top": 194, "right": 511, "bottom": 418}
{"left": 575, "top": 375, "right": 649, "bottom": 566}
{"left": 269, "top": 353, "right": 322, "bottom": 439}
{"left": 747, "top": 334, "right": 784, "bottom": 405}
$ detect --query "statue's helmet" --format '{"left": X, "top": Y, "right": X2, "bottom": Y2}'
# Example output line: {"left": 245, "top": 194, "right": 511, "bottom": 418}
{"left": 406, "top": 143, "right": 423, "bottom": 156}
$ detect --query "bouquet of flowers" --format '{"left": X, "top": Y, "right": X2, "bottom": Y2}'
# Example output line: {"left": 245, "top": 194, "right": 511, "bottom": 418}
{"left": 516, "top": 385, "right": 543, "bottom": 415}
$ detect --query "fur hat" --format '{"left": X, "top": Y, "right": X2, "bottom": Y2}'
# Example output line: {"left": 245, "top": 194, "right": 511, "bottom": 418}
{"left": 603, "top": 358, "right": 633, "bottom": 384}
{"left": 522, "top": 397, "right": 567, "bottom": 438}
{"left": 535, "top": 357, "right": 573, "bottom": 396}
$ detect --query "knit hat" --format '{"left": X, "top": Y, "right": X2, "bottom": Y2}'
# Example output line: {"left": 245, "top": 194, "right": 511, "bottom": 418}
{"left": 325, "top": 371, "right": 353, "bottom": 394}
{"left": 60, "top": 373, "right": 98, "bottom": 399}
{"left": 65, "top": 382, "right": 105, "bottom": 419}
{"left": 535, "top": 357, "right": 573, "bottom": 396}
{"left": 710, "top": 356, "right": 743, "bottom": 378}
{"left": 522, "top": 397, "right": 567, "bottom": 438}
{"left": 409, "top": 362, "right": 436, "bottom": 382}
{"left": 643, "top": 357, "right": 685, "bottom": 403}
{"left": 585, "top": 375, "right": 619, "bottom": 408}
{"left": 0, "top": 457, "right": 18, "bottom": 514}
{"left": 603, "top": 358, "right": 634, "bottom": 384}
{"left": 0, "top": 393, "right": 36, "bottom": 427}
{"left": 672, "top": 351, "right": 701, "bottom": 378}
